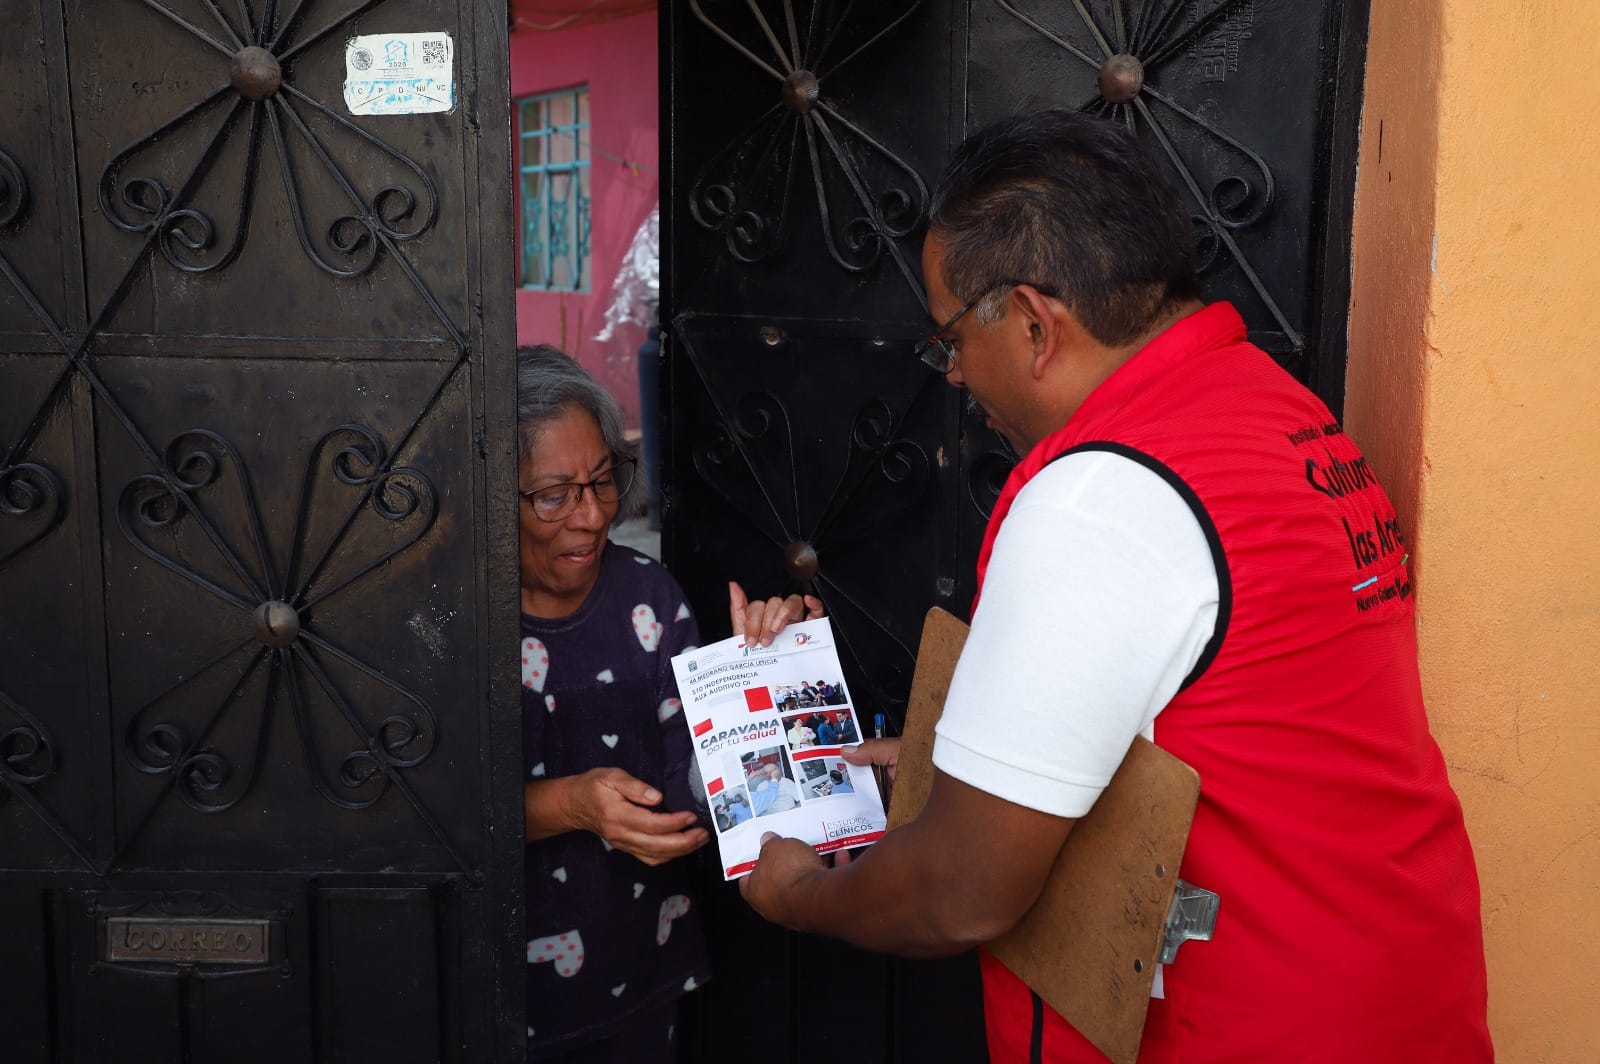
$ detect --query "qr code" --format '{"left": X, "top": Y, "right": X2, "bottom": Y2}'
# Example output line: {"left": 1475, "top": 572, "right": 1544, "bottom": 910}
{"left": 420, "top": 39, "right": 447, "bottom": 65}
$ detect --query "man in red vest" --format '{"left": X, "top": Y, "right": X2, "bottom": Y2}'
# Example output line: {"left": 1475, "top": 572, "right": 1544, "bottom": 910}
{"left": 739, "top": 108, "right": 1492, "bottom": 1062}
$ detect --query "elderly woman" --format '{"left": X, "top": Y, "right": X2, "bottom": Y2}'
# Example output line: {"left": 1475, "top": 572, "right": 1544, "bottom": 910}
{"left": 517, "top": 346, "right": 815, "bottom": 1063}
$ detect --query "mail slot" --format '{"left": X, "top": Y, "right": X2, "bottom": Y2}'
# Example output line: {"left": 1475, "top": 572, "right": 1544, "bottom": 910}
{"left": 105, "top": 917, "right": 271, "bottom": 965}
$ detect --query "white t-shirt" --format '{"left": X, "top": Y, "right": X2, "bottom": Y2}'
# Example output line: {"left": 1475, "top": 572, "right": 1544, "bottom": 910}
{"left": 931, "top": 450, "right": 1220, "bottom": 819}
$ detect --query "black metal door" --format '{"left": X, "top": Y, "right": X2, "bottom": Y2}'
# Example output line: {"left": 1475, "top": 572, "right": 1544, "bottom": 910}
{"left": 665, "top": 0, "right": 1369, "bottom": 1060}
{"left": 0, "top": 3, "right": 522, "bottom": 1061}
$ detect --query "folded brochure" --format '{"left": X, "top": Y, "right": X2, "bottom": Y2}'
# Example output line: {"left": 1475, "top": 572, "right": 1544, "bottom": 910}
{"left": 670, "top": 618, "right": 887, "bottom": 879}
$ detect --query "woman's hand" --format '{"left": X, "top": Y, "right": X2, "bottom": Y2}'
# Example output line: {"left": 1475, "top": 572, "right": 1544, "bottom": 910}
{"left": 526, "top": 769, "right": 709, "bottom": 866}
{"left": 728, "top": 580, "right": 824, "bottom": 647}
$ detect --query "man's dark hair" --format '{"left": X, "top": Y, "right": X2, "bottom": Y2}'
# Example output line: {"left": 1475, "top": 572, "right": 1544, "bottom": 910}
{"left": 929, "top": 108, "right": 1199, "bottom": 347}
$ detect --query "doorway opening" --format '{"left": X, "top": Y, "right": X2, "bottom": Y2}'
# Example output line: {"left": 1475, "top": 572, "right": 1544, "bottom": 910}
{"left": 510, "top": 1, "right": 663, "bottom": 559}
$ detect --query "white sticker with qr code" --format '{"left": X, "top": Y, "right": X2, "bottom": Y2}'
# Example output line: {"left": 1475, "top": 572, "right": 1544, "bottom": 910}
{"left": 344, "top": 33, "right": 454, "bottom": 116}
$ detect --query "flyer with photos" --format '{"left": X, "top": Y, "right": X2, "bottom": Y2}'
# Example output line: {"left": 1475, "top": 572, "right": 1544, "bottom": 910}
{"left": 670, "top": 618, "right": 887, "bottom": 880}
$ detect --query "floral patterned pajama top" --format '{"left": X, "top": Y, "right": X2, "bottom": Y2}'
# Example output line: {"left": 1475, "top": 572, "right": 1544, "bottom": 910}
{"left": 521, "top": 543, "right": 710, "bottom": 1059}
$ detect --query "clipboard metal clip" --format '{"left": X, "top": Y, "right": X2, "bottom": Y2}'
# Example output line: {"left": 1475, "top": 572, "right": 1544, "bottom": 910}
{"left": 1159, "top": 880, "right": 1219, "bottom": 965}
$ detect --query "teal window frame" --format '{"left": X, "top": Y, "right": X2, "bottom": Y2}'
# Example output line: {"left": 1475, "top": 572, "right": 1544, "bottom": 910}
{"left": 516, "top": 86, "right": 591, "bottom": 292}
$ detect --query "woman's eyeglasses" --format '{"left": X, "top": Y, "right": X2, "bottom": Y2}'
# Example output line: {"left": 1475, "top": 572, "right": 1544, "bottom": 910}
{"left": 520, "top": 456, "right": 637, "bottom": 522}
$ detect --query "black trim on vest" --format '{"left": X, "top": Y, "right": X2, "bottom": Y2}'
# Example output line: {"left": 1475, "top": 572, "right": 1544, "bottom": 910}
{"left": 1029, "top": 990, "right": 1045, "bottom": 1064}
{"left": 1046, "top": 442, "right": 1232, "bottom": 693}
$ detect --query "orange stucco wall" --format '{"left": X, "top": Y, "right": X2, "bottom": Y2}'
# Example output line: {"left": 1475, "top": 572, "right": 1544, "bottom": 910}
{"left": 1348, "top": 2, "right": 1600, "bottom": 1058}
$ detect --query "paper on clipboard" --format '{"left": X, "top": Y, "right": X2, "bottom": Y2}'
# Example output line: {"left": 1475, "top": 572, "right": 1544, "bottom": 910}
{"left": 891, "top": 607, "right": 1201, "bottom": 1064}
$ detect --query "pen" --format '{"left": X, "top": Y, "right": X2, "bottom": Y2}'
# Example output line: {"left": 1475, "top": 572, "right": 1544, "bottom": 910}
{"left": 872, "top": 713, "right": 891, "bottom": 808}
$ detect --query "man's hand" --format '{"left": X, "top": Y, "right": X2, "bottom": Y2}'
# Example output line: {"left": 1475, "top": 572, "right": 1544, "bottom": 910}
{"left": 840, "top": 738, "right": 901, "bottom": 782}
{"left": 739, "top": 831, "right": 828, "bottom": 930}
{"left": 830, "top": 738, "right": 901, "bottom": 867}
{"left": 729, "top": 580, "right": 824, "bottom": 647}
{"left": 562, "top": 767, "right": 709, "bottom": 866}
{"left": 737, "top": 768, "right": 1077, "bottom": 957}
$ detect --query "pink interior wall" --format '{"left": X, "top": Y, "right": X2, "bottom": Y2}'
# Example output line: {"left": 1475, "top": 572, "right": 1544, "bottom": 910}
{"left": 510, "top": 12, "right": 659, "bottom": 429}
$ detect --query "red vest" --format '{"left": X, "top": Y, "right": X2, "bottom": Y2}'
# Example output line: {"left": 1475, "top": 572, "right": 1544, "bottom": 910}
{"left": 974, "top": 304, "right": 1490, "bottom": 1063}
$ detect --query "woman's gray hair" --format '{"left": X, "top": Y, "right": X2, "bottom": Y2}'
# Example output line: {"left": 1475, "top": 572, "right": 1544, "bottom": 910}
{"left": 515, "top": 344, "right": 643, "bottom": 523}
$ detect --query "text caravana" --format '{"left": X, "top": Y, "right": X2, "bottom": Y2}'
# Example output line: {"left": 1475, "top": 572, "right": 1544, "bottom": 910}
{"left": 698, "top": 718, "right": 781, "bottom": 754}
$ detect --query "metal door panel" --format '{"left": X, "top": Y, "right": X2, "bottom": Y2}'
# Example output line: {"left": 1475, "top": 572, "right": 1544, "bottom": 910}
{"left": 64, "top": 886, "right": 304, "bottom": 1064}
{"left": 969, "top": 1, "right": 1321, "bottom": 369}
{"left": 669, "top": 315, "right": 955, "bottom": 711}
{"left": 669, "top": 0, "right": 955, "bottom": 324}
{"left": 668, "top": 5, "right": 989, "bottom": 1055}
{"left": 0, "top": 372, "right": 102, "bottom": 873}
{"left": 315, "top": 886, "right": 448, "bottom": 1064}
{"left": 87, "top": 356, "right": 483, "bottom": 874}
{"left": 64, "top": 0, "right": 473, "bottom": 347}
{"left": 0, "top": 889, "right": 53, "bottom": 1062}
{"left": 1, "top": 1, "right": 522, "bottom": 1058}
{"left": 0, "top": 5, "right": 74, "bottom": 338}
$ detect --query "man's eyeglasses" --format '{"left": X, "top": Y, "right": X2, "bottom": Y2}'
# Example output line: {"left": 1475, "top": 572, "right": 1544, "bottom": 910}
{"left": 520, "top": 456, "right": 637, "bottom": 522}
{"left": 912, "top": 279, "right": 1060, "bottom": 374}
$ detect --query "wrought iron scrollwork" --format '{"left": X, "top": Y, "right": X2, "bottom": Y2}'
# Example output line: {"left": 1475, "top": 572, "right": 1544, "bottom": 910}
{"left": 0, "top": 140, "right": 73, "bottom": 355}
{"left": 0, "top": 461, "right": 67, "bottom": 569}
{"left": 692, "top": 392, "right": 800, "bottom": 550}
{"left": 2, "top": 5, "right": 477, "bottom": 873}
{"left": 0, "top": 146, "right": 30, "bottom": 229}
{"left": 812, "top": 398, "right": 932, "bottom": 543}
{"left": 1191, "top": 211, "right": 1223, "bottom": 274}
{"left": 965, "top": 448, "right": 1016, "bottom": 519}
{"left": 122, "top": 638, "right": 270, "bottom": 815}
{"left": 110, "top": 425, "right": 459, "bottom": 870}
{"left": 291, "top": 630, "right": 441, "bottom": 809}
{"left": 687, "top": 0, "right": 931, "bottom": 302}
{"left": 680, "top": 328, "right": 931, "bottom": 714}
{"left": 96, "top": 0, "right": 443, "bottom": 286}
{"left": 0, "top": 145, "right": 72, "bottom": 571}
{"left": 78, "top": 0, "right": 462, "bottom": 852}
{"left": 0, "top": 691, "right": 56, "bottom": 791}
{"left": 0, "top": 687, "right": 95, "bottom": 870}
{"left": 97, "top": 89, "right": 248, "bottom": 274}
{"left": 997, "top": 0, "right": 1302, "bottom": 349}
{"left": 290, "top": 426, "right": 439, "bottom": 610}
{"left": 0, "top": 138, "right": 90, "bottom": 867}
{"left": 118, "top": 437, "right": 265, "bottom": 612}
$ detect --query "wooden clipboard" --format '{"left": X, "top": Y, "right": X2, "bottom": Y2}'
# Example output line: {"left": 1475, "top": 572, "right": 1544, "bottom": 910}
{"left": 888, "top": 608, "right": 1201, "bottom": 1064}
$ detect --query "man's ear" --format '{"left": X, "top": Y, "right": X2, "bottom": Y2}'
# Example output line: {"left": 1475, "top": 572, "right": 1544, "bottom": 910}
{"left": 1012, "top": 284, "right": 1077, "bottom": 380}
